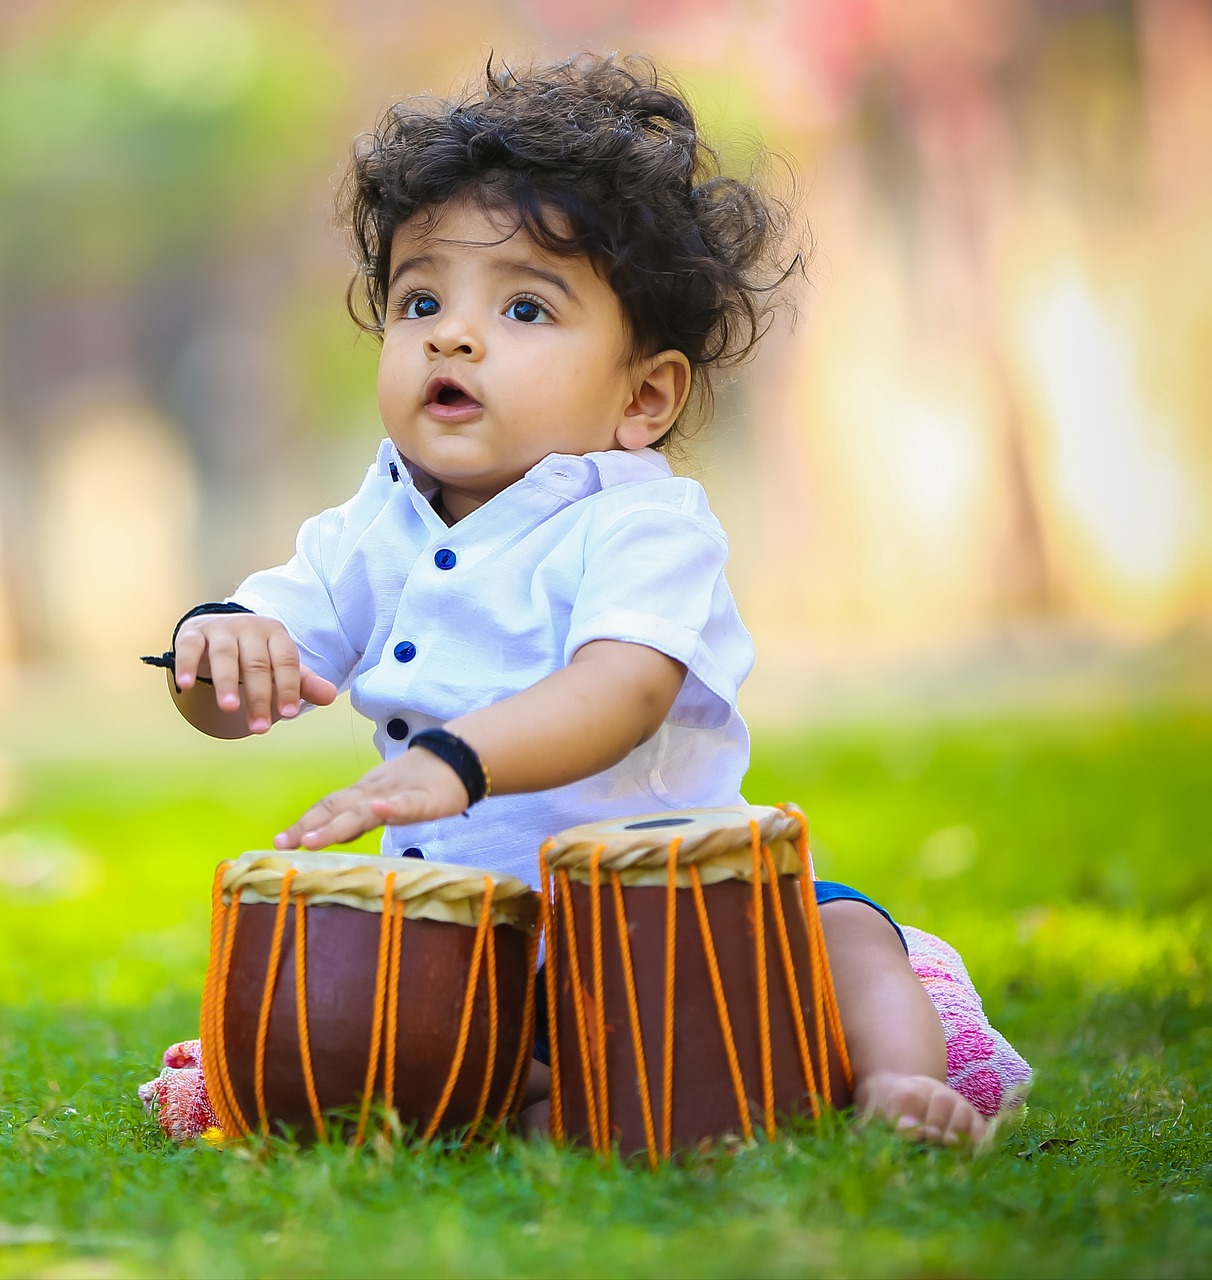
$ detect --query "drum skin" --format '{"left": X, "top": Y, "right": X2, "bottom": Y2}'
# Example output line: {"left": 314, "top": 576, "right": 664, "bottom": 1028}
{"left": 555, "top": 877, "right": 852, "bottom": 1154}
{"left": 219, "top": 901, "right": 533, "bottom": 1138}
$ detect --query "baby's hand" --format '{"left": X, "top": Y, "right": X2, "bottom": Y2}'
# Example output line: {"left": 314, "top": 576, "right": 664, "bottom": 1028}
{"left": 273, "top": 747, "right": 471, "bottom": 850}
{"left": 173, "top": 613, "right": 337, "bottom": 734}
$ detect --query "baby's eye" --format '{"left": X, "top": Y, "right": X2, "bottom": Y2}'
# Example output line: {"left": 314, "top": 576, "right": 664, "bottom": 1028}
{"left": 505, "top": 296, "right": 552, "bottom": 324}
{"left": 400, "top": 292, "right": 440, "bottom": 319}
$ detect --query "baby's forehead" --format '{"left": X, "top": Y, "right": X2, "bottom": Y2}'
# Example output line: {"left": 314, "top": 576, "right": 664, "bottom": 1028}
{"left": 386, "top": 199, "right": 619, "bottom": 305}
{"left": 390, "top": 199, "right": 568, "bottom": 262}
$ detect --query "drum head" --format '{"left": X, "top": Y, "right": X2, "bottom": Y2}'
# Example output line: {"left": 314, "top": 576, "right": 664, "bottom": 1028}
{"left": 543, "top": 804, "right": 806, "bottom": 884}
{"left": 219, "top": 849, "right": 538, "bottom": 933}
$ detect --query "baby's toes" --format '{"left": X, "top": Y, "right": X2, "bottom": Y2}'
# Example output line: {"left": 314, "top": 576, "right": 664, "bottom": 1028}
{"left": 916, "top": 1087, "right": 961, "bottom": 1144}
{"left": 944, "top": 1095, "right": 988, "bottom": 1147}
{"left": 922, "top": 1087, "right": 986, "bottom": 1146}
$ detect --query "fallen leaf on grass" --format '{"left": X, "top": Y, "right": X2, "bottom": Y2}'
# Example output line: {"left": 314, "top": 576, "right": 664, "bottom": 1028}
{"left": 1016, "top": 1137, "right": 1079, "bottom": 1159}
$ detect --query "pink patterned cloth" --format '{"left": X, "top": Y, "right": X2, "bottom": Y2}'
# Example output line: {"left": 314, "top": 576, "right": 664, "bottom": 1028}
{"left": 903, "top": 925, "right": 1033, "bottom": 1119}
{"left": 136, "top": 1040, "right": 221, "bottom": 1141}
{"left": 138, "top": 930, "right": 1031, "bottom": 1141}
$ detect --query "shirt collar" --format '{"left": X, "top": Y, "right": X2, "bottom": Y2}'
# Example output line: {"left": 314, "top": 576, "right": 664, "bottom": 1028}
{"left": 375, "top": 440, "right": 446, "bottom": 532}
{"left": 375, "top": 440, "right": 673, "bottom": 508}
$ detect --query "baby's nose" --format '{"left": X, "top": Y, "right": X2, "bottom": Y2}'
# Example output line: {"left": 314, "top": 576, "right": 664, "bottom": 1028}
{"left": 425, "top": 316, "right": 482, "bottom": 358}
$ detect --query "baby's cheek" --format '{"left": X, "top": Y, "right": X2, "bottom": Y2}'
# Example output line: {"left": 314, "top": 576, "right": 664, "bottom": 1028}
{"left": 377, "top": 346, "right": 414, "bottom": 402}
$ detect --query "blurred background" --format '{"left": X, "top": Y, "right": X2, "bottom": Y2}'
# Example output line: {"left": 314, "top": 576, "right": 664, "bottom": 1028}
{"left": 1, "top": 0, "right": 1210, "bottom": 749}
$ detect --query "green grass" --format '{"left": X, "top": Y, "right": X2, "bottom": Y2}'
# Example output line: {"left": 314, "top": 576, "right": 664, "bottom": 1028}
{"left": 1, "top": 708, "right": 1210, "bottom": 1278}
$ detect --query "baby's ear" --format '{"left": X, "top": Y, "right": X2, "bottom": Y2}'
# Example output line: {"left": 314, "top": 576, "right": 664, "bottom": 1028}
{"left": 615, "top": 351, "right": 691, "bottom": 450}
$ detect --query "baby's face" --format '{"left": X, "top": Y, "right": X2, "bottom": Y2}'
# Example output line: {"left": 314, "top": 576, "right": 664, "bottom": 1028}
{"left": 377, "top": 199, "right": 640, "bottom": 522}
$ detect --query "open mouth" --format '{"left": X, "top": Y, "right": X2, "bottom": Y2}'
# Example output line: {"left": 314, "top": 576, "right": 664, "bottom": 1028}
{"left": 426, "top": 378, "right": 481, "bottom": 413}
{"left": 434, "top": 385, "right": 478, "bottom": 408}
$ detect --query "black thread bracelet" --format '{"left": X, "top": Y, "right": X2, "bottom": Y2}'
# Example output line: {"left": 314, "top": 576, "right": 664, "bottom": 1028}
{"left": 408, "top": 729, "right": 491, "bottom": 807}
{"left": 140, "top": 601, "right": 255, "bottom": 684}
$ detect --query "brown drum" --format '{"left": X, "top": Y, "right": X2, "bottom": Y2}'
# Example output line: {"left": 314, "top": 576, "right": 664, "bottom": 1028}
{"left": 540, "top": 805, "right": 852, "bottom": 1162}
{"left": 200, "top": 851, "right": 539, "bottom": 1144}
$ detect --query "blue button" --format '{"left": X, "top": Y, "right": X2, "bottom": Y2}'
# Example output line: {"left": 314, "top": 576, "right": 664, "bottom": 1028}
{"left": 402, "top": 847, "right": 424, "bottom": 859}
{"left": 434, "top": 548, "right": 457, "bottom": 570}
{"left": 393, "top": 641, "right": 417, "bottom": 663}
{"left": 386, "top": 718, "right": 409, "bottom": 741}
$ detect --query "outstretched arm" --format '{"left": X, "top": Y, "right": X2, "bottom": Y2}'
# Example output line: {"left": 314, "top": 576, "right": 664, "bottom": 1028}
{"left": 274, "top": 640, "right": 686, "bottom": 850}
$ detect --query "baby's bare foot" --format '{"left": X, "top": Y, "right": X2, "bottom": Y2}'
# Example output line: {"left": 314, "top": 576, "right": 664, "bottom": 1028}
{"left": 853, "top": 1072, "right": 988, "bottom": 1147}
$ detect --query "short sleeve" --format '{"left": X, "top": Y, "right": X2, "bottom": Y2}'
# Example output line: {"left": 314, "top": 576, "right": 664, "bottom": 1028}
{"left": 564, "top": 496, "right": 754, "bottom": 729}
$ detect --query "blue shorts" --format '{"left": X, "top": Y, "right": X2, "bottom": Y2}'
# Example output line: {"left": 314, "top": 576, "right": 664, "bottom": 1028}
{"left": 532, "top": 879, "right": 903, "bottom": 1067}
{"left": 813, "top": 880, "right": 907, "bottom": 951}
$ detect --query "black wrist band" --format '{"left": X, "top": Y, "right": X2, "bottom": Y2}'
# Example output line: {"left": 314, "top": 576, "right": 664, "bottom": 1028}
{"left": 408, "top": 729, "right": 491, "bottom": 807}
{"left": 140, "top": 601, "right": 255, "bottom": 683}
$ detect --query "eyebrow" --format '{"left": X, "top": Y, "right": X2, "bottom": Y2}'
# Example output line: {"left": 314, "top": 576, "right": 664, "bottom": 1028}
{"left": 502, "top": 263, "right": 578, "bottom": 303}
{"left": 388, "top": 254, "right": 434, "bottom": 293}
{"left": 386, "top": 250, "right": 580, "bottom": 304}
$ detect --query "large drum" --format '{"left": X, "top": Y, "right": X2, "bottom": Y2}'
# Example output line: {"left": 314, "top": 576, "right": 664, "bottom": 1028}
{"left": 200, "top": 851, "right": 539, "bottom": 1144}
{"left": 539, "top": 805, "right": 852, "bottom": 1162}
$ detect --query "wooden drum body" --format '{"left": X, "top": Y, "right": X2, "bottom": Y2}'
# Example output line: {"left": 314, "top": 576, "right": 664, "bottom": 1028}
{"left": 200, "top": 852, "right": 539, "bottom": 1144}
{"left": 540, "top": 805, "right": 852, "bottom": 1161}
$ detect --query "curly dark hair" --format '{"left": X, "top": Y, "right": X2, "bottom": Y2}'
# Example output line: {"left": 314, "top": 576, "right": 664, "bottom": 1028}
{"left": 338, "top": 53, "right": 802, "bottom": 436}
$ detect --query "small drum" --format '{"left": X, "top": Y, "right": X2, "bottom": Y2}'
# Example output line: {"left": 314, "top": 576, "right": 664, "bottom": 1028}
{"left": 199, "top": 851, "right": 539, "bottom": 1144}
{"left": 540, "top": 805, "right": 852, "bottom": 1162}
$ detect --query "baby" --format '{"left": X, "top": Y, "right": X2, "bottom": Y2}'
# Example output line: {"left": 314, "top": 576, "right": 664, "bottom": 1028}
{"left": 150, "top": 54, "right": 987, "bottom": 1146}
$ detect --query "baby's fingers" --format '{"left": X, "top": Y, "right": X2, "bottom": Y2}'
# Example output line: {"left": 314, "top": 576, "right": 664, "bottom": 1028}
{"left": 264, "top": 629, "right": 305, "bottom": 720}
{"left": 237, "top": 632, "right": 278, "bottom": 733}
{"left": 171, "top": 627, "right": 206, "bottom": 691}
{"left": 299, "top": 669, "right": 338, "bottom": 708}
{"left": 275, "top": 788, "right": 379, "bottom": 851}
{"left": 198, "top": 628, "right": 243, "bottom": 714}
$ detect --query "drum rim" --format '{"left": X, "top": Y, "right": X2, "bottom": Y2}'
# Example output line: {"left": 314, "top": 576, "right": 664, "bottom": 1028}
{"left": 218, "top": 850, "right": 539, "bottom": 933}
{"left": 542, "top": 804, "right": 805, "bottom": 874}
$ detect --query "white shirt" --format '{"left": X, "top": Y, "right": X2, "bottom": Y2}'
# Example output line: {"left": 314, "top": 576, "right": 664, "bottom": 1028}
{"left": 231, "top": 441, "right": 754, "bottom": 889}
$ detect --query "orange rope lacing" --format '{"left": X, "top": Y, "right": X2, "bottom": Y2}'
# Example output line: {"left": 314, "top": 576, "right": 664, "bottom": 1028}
{"left": 199, "top": 864, "right": 225, "bottom": 1100}
{"left": 293, "top": 895, "right": 325, "bottom": 1138}
{"left": 538, "top": 842, "right": 563, "bottom": 1143}
{"left": 462, "top": 908, "right": 499, "bottom": 1150}
{"left": 382, "top": 899, "right": 404, "bottom": 1132}
{"left": 589, "top": 847, "right": 610, "bottom": 1159}
{"left": 420, "top": 875, "right": 494, "bottom": 1143}
{"left": 609, "top": 871, "right": 658, "bottom": 1169}
{"left": 516, "top": 935, "right": 539, "bottom": 1118}
{"left": 354, "top": 873, "right": 397, "bottom": 1147}
{"left": 813, "top": 909, "right": 853, "bottom": 1093}
{"left": 749, "top": 823, "right": 776, "bottom": 1138}
{"left": 805, "top": 885, "right": 832, "bottom": 1107}
{"left": 760, "top": 844, "right": 820, "bottom": 1117}
{"left": 200, "top": 863, "right": 249, "bottom": 1137}
{"left": 487, "top": 931, "right": 538, "bottom": 1141}
{"left": 214, "top": 887, "right": 249, "bottom": 1135}
{"left": 557, "top": 867, "right": 602, "bottom": 1152}
{"left": 661, "top": 838, "right": 680, "bottom": 1160}
{"left": 689, "top": 864, "right": 753, "bottom": 1142}
{"left": 253, "top": 869, "right": 297, "bottom": 1136}
{"left": 785, "top": 808, "right": 853, "bottom": 1098}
